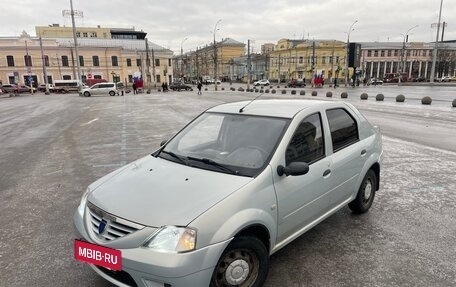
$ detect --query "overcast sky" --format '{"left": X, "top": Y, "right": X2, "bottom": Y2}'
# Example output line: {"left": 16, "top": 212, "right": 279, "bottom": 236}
{"left": 1, "top": 0, "right": 454, "bottom": 54}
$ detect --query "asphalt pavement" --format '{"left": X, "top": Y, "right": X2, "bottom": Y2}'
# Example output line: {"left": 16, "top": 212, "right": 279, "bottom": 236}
{"left": 0, "top": 85, "right": 455, "bottom": 287}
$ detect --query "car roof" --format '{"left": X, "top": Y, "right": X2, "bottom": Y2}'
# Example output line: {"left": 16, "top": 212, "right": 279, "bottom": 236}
{"left": 207, "top": 99, "right": 343, "bottom": 118}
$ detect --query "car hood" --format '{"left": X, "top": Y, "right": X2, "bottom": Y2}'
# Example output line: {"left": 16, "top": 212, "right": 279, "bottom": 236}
{"left": 87, "top": 155, "right": 252, "bottom": 227}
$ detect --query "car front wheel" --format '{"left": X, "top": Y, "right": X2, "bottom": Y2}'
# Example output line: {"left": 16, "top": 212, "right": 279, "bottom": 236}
{"left": 210, "top": 236, "right": 268, "bottom": 287}
{"left": 109, "top": 91, "right": 115, "bottom": 96}
{"left": 83, "top": 91, "right": 91, "bottom": 97}
{"left": 349, "top": 169, "right": 376, "bottom": 213}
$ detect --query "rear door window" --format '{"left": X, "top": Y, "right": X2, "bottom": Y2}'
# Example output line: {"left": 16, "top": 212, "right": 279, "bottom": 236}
{"left": 326, "top": 108, "right": 359, "bottom": 152}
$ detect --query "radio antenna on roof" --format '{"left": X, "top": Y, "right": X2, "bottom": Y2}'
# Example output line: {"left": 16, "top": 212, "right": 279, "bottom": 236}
{"left": 239, "top": 92, "right": 264, "bottom": 113}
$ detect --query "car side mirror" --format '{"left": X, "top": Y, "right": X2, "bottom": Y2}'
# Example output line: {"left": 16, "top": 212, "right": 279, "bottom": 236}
{"left": 277, "top": 162, "right": 309, "bottom": 177}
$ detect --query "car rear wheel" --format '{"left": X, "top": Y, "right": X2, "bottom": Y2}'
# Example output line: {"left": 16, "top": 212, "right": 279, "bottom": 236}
{"left": 349, "top": 169, "right": 376, "bottom": 213}
{"left": 210, "top": 236, "right": 268, "bottom": 287}
{"left": 109, "top": 91, "right": 115, "bottom": 96}
{"left": 83, "top": 91, "right": 91, "bottom": 97}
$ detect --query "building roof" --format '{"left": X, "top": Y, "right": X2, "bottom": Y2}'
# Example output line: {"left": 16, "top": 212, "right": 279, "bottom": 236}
{"left": 55, "top": 38, "right": 172, "bottom": 53}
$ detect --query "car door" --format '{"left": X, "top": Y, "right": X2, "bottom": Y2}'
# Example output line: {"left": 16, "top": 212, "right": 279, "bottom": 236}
{"left": 272, "top": 110, "right": 332, "bottom": 243}
{"left": 324, "top": 107, "right": 365, "bottom": 208}
{"left": 90, "top": 84, "right": 101, "bottom": 95}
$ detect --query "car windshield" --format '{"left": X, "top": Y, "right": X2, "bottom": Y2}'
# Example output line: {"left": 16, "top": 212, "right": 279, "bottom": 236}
{"left": 158, "top": 112, "right": 290, "bottom": 177}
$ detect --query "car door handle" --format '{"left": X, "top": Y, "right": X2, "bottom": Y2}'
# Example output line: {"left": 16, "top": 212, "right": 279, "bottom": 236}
{"left": 323, "top": 169, "right": 331, "bottom": 177}
{"left": 361, "top": 149, "right": 367, "bottom": 156}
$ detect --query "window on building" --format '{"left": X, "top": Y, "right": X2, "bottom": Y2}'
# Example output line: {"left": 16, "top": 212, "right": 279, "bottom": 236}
{"left": 322, "top": 56, "right": 326, "bottom": 64}
{"left": 299, "top": 56, "right": 303, "bottom": 64}
{"left": 63, "top": 75, "right": 71, "bottom": 80}
{"left": 374, "top": 50, "right": 378, "bottom": 57}
{"left": 367, "top": 50, "right": 372, "bottom": 57}
{"left": 76, "top": 32, "right": 81, "bottom": 37}
{"left": 62, "top": 56, "right": 69, "bottom": 66}
{"left": 387, "top": 50, "right": 392, "bottom": 57}
{"left": 335, "top": 56, "right": 340, "bottom": 63}
{"left": 168, "top": 59, "right": 172, "bottom": 66}
{"left": 406, "top": 50, "right": 410, "bottom": 57}
{"left": 94, "top": 75, "right": 102, "bottom": 79}
{"left": 92, "top": 56, "right": 99, "bottom": 66}
{"left": 127, "top": 58, "right": 132, "bottom": 67}
{"left": 79, "top": 55, "right": 84, "bottom": 67}
{"left": 90, "top": 32, "right": 97, "bottom": 38}
{"left": 44, "top": 55, "right": 49, "bottom": 67}
{"left": 394, "top": 50, "right": 398, "bottom": 57}
{"left": 381, "top": 50, "right": 385, "bottom": 57}
{"left": 6, "top": 55, "right": 14, "bottom": 67}
{"left": 156, "top": 75, "right": 161, "bottom": 82}
{"left": 24, "top": 55, "right": 32, "bottom": 66}
{"left": 83, "top": 32, "right": 88, "bottom": 37}
{"left": 112, "top": 56, "right": 118, "bottom": 66}
{"left": 136, "top": 59, "right": 141, "bottom": 66}
{"left": 128, "top": 75, "right": 133, "bottom": 83}
{"left": 155, "top": 59, "right": 160, "bottom": 66}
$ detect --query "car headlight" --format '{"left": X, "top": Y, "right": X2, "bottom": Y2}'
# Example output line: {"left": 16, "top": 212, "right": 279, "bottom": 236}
{"left": 145, "top": 226, "right": 196, "bottom": 253}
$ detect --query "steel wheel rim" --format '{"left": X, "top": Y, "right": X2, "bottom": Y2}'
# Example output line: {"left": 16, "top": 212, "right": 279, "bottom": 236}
{"left": 216, "top": 249, "right": 259, "bottom": 286}
{"left": 363, "top": 180, "right": 373, "bottom": 202}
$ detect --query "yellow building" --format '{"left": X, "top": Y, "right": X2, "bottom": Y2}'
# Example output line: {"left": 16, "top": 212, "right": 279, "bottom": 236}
{"left": 180, "top": 38, "right": 245, "bottom": 81}
{"left": 269, "top": 39, "right": 348, "bottom": 83}
{"left": 0, "top": 30, "right": 174, "bottom": 88}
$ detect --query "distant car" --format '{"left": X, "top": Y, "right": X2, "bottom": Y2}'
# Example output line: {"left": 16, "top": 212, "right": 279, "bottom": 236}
{"left": 74, "top": 99, "right": 383, "bottom": 287}
{"left": 440, "top": 76, "right": 451, "bottom": 82}
{"left": 207, "top": 79, "right": 221, "bottom": 85}
{"left": 368, "top": 78, "right": 383, "bottom": 85}
{"left": 288, "top": 79, "right": 306, "bottom": 88}
{"left": 253, "top": 79, "right": 270, "bottom": 86}
{"left": 2, "top": 84, "right": 33, "bottom": 93}
{"left": 38, "top": 84, "right": 55, "bottom": 92}
{"left": 169, "top": 82, "right": 192, "bottom": 91}
{"left": 412, "top": 77, "right": 426, "bottom": 82}
{"left": 79, "top": 82, "right": 120, "bottom": 97}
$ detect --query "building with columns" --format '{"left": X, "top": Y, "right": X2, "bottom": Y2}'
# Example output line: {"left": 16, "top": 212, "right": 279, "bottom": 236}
{"left": 0, "top": 28, "right": 173, "bottom": 88}
{"left": 360, "top": 41, "right": 456, "bottom": 80}
{"left": 268, "top": 39, "right": 348, "bottom": 83}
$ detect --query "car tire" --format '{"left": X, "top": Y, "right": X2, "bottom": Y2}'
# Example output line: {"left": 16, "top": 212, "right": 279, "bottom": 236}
{"left": 109, "top": 91, "right": 115, "bottom": 96}
{"left": 83, "top": 91, "right": 91, "bottom": 97}
{"left": 349, "top": 169, "right": 376, "bottom": 214}
{"left": 210, "top": 236, "right": 268, "bottom": 287}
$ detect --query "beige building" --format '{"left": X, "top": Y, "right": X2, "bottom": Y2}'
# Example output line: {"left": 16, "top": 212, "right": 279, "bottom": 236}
{"left": 36, "top": 24, "right": 146, "bottom": 40}
{"left": 269, "top": 39, "right": 348, "bottom": 83}
{"left": 177, "top": 38, "right": 245, "bottom": 81}
{"left": 0, "top": 30, "right": 174, "bottom": 88}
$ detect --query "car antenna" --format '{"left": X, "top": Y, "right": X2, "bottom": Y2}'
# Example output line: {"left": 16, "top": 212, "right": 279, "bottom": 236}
{"left": 239, "top": 92, "right": 264, "bottom": 113}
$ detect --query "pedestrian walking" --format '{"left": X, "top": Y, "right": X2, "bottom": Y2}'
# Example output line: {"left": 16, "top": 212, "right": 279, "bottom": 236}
{"left": 197, "top": 81, "right": 202, "bottom": 95}
{"left": 132, "top": 82, "right": 137, "bottom": 94}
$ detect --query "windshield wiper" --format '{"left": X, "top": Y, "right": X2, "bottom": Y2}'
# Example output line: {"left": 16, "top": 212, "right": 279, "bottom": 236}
{"left": 160, "top": 150, "right": 188, "bottom": 165}
{"left": 187, "top": 156, "right": 238, "bottom": 175}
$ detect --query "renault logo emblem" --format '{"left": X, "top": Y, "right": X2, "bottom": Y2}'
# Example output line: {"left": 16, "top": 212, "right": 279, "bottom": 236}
{"left": 98, "top": 219, "right": 108, "bottom": 235}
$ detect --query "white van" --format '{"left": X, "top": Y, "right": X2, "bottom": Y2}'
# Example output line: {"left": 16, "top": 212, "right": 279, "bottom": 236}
{"left": 54, "top": 80, "right": 83, "bottom": 93}
{"left": 79, "top": 82, "right": 121, "bottom": 97}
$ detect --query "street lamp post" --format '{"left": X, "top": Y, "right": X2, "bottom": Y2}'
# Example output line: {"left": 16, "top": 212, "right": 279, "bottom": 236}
{"left": 180, "top": 37, "right": 188, "bottom": 81}
{"left": 213, "top": 19, "right": 222, "bottom": 91}
{"left": 399, "top": 25, "right": 419, "bottom": 84}
{"left": 430, "top": 0, "right": 444, "bottom": 83}
{"left": 345, "top": 20, "right": 358, "bottom": 87}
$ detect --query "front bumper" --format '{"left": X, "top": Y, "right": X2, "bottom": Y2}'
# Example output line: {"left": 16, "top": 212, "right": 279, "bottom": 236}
{"left": 73, "top": 210, "right": 230, "bottom": 287}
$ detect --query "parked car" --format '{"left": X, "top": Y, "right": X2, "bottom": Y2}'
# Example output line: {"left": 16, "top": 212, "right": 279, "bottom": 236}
{"left": 412, "top": 76, "right": 426, "bottom": 82}
{"left": 169, "top": 82, "right": 192, "bottom": 91}
{"left": 440, "top": 76, "right": 451, "bottom": 82}
{"left": 74, "top": 99, "right": 382, "bottom": 287}
{"left": 253, "top": 79, "right": 270, "bottom": 86}
{"left": 37, "top": 83, "right": 55, "bottom": 92}
{"left": 1, "top": 84, "right": 33, "bottom": 93}
{"left": 368, "top": 78, "right": 383, "bottom": 85}
{"left": 79, "top": 82, "right": 120, "bottom": 97}
{"left": 288, "top": 79, "right": 306, "bottom": 88}
{"left": 207, "top": 79, "right": 221, "bottom": 85}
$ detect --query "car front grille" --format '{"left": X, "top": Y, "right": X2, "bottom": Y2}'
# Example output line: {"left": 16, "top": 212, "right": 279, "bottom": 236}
{"left": 87, "top": 202, "right": 144, "bottom": 241}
